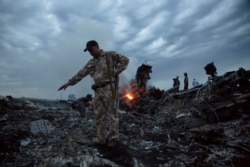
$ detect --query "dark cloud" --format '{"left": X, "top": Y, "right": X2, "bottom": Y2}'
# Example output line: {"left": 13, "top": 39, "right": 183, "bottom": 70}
{"left": 0, "top": 0, "right": 249, "bottom": 99}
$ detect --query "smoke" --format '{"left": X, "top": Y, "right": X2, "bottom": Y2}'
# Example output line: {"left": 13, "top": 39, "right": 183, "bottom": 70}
{"left": 119, "top": 56, "right": 139, "bottom": 87}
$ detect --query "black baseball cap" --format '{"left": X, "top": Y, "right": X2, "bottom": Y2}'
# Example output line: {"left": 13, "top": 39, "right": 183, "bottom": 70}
{"left": 84, "top": 40, "right": 98, "bottom": 52}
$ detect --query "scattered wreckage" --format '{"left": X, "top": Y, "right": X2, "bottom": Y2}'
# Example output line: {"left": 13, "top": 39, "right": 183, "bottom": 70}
{"left": 0, "top": 63, "right": 250, "bottom": 167}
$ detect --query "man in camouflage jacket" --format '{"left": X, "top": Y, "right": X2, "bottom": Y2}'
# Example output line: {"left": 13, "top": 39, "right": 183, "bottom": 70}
{"left": 58, "top": 40, "right": 129, "bottom": 145}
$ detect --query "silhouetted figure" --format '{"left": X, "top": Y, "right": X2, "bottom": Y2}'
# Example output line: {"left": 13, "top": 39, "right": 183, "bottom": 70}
{"left": 184, "top": 72, "right": 188, "bottom": 90}
{"left": 192, "top": 78, "right": 199, "bottom": 87}
{"left": 173, "top": 76, "right": 180, "bottom": 91}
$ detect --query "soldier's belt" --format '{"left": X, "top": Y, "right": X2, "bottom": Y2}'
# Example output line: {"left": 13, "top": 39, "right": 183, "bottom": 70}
{"left": 91, "top": 81, "right": 115, "bottom": 90}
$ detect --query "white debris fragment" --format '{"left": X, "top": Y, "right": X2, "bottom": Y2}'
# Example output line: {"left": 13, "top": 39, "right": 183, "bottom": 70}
{"left": 30, "top": 119, "right": 55, "bottom": 135}
{"left": 20, "top": 138, "right": 31, "bottom": 147}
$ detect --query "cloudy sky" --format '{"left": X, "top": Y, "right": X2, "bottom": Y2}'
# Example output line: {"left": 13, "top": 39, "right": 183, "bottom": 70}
{"left": 1, "top": 0, "right": 250, "bottom": 100}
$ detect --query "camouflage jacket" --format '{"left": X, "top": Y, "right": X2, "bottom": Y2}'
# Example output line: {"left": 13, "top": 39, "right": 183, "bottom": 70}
{"left": 68, "top": 50, "right": 129, "bottom": 85}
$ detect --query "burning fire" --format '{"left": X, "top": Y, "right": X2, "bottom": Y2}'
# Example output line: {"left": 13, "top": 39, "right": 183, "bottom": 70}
{"left": 125, "top": 92, "right": 135, "bottom": 100}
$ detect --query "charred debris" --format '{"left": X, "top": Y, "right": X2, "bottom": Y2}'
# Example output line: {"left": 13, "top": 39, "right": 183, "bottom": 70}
{"left": 0, "top": 63, "right": 250, "bottom": 167}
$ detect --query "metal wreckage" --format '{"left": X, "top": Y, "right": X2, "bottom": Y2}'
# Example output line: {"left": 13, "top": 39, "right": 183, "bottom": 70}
{"left": 0, "top": 62, "right": 250, "bottom": 167}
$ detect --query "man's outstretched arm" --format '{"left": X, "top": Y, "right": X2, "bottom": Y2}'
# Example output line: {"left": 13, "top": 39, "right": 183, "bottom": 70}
{"left": 58, "top": 63, "right": 91, "bottom": 91}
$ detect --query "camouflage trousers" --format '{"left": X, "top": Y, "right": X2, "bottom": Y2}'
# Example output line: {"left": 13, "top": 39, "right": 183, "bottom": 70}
{"left": 93, "top": 84, "right": 119, "bottom": 143}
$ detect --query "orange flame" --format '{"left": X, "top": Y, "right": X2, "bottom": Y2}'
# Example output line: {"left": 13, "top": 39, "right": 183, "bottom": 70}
{"left": 125, "top": 93, "right": 135, "bottom": 100}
